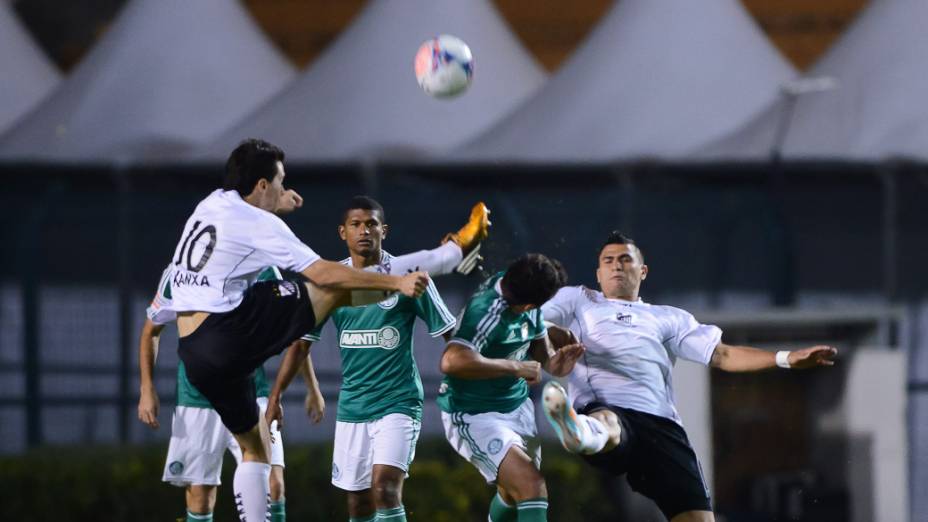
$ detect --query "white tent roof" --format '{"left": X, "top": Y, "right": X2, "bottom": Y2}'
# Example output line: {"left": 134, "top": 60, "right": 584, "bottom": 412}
{"left": 0, "top": 0, "right": 295, "bottom": 164}
{"left": 700, "top": 0, "right": 928, "bottom": 161}
{"left": 0, "top": 1, "right": 60, "bottom": 135}
{"left": 198, "top": 0, "right": 546, "bottom": 162}
{"left": 449, "top": 0, "right": 796, "bottom": 163}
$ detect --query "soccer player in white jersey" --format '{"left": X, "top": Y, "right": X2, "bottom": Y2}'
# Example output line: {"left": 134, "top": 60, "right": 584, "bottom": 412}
{"left": 165, "top": 139, "right": 429, "bottom": 522}
{"left": 139, "top": 265, "right": 314, "bottom": 522}
{"left": 139, "top": 185, "right": 308, "bottom": 522}
{"left": 540, "top": 232, "right": 837, "bottom": 522}
{"left": 438, "top": 254, "right": 586, "bottom": 522}
{"left": 266, "top": 195, "right": 490, "bottom": 522}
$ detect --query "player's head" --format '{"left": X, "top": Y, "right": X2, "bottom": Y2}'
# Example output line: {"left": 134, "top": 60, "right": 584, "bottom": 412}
{"left": 501, "top": 253, "right": 567, "bottom": 312}
{"left": 339, "top": 195, "right": 388, "bottom": 258}
{"left": 223, "top": 139, "right": 286, "bottom": 212}
{"left": 596, "top": 231, "right": 647, "bottom": 300}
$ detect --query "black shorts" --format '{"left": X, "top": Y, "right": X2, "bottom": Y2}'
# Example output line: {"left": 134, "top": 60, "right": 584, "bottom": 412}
{"left": 580, "top": 403, "right": 712, "bottom": 519}
{"left": 178, "top": 280, "right": 316, "bottom": 434}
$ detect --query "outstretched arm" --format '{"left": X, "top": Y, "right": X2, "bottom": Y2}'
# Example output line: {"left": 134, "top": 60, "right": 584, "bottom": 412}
{"left": 302, "top": 259, "right": 428, "bottom": 297}
{"left": 440, "top": 342, "right": 541, "bottom": 383}
{"left": 710, "top": 342, "right": 837, "bottom": 372}
{"left": 138, "top": 318, "right": 165, "bottom": 429}
{"left": 266, "top": 339, "right": 312, "bottom": 429}
{"left": 299, "top": 347, "right": 325, "bottom": 424}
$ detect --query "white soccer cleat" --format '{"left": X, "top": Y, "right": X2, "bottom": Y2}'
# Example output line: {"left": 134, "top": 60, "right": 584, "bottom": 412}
{"left": 542, "top": 381, "right": 584, "bottom": 453}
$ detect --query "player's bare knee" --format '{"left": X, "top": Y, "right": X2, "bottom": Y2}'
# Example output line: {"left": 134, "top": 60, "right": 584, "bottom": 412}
{"left": 186, "top": 485, "right": 216, "bottom": 513}
{"left": 346, "top": 490, "right": 375, "bottom": 517}
{"left": 500, "top": 467, "right": 546, "bottom": 501}
{"left": 235, "top": 423, "right": 271, "bottom": 463}
{"left": 269, "top": 465, "right": 285, "bottom": 501}
{"left": 371, "top": 477, "right": 402, "bottom": 507}
{"left": 496, "top": 486, "right": 517, "bottom": 506}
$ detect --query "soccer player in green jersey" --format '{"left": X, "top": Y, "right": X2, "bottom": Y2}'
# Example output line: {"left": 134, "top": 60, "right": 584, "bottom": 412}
{"left": 438, "top": 254, "right": 586, "bottom": 522}
{"left": 139, "top": 264, "right": 314, "bottom": 522}
{"left": 267, "top": 196, "right": 490, "bottom": 522}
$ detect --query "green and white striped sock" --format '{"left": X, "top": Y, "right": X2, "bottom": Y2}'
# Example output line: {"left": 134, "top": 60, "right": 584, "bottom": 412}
{"left": 489, "top": 493, "right": 517, "bottom": 522}
{"left": 375, "top": 505, "right": 407, "bottom": 521}
{"left": 516, "top": 497, "right": 548, "bottom": 521}
{"left": 270, "top": 498, "right": 286, "bottom": 522}
{"left": 185, "top": 511, "right": 213, "bottom": 522}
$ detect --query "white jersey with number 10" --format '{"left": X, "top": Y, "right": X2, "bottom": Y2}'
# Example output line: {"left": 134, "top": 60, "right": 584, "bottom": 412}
{"left": 166, "top": 189, "right": 320, "bottom": 314}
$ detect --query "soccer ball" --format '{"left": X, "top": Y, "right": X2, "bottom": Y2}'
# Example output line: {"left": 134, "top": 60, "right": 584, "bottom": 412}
{"left": 414, "top": 35, "right": 474, "bottom": 98}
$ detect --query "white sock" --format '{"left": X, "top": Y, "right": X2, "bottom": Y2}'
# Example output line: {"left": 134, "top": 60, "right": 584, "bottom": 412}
{"left": 576, "top": 414, "right": 611, "bottom": 454}
{"left": 233, "top": 461, "right": 271, "bottom": 522}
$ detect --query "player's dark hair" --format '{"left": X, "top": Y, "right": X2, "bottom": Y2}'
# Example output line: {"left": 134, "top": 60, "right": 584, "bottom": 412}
{"left": 223, "top": 139, "right": 286, "bottom": 197}
{"left": 600, "top": 230, "right": 644, "bottom": 262}
{"left": 342, "top": 195, "right": 385, "bottom": 223}
{"left": 502, "top": 253, "right": 568, "bottom": 307}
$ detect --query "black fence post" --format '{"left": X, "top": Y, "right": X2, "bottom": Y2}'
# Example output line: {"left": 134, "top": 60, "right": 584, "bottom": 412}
{"left": 116, "top": 170, "right": 132, "bottom": 444}
{"left": 21, "top": 228, "right": 40, "bottom": 448}
{"left": 20, "top": 181, "right": 64, "bottom": 448}
{"left": 880, "top": 165, "right": 898, "bottom": 302}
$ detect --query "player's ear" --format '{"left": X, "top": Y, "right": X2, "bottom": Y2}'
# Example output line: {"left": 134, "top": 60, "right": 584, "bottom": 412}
{"left": 338, "top": 224, "right": 347, "bottom": 241}
{"left": 640, "top": 264, "right": 648, "bottom": 280}
{"left": 382, "top": 224, "right": 389, "bottom": 239}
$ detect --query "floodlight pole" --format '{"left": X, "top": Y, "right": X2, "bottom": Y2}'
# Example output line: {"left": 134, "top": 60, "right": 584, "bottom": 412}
{"left": 766, "top": 77, "right": 838, "bottom": 306}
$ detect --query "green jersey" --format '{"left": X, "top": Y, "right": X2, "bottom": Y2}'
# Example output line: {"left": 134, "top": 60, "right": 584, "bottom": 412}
{"left": 147, "top": 265, "right": 279, "bottom": 409}
{"left": 304, "top": 254, "right": 456, "bottom": 423}
{"left": 437, "top": 272, "right": 547, "bottom": 415}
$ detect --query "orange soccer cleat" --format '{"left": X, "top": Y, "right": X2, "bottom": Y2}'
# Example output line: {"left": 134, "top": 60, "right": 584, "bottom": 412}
{"left": 445, "top": 202, "right": 490, "bottom": 254}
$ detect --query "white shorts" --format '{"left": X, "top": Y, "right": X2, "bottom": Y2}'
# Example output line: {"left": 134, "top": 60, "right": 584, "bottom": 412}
{"left": 331, "top": 413, "right": 421, "bottom": 491}
{"left": 162, "top": 397, "right": 284, "bottom": 487}
{"left": 441, "top": 398, "right": 541, "bottom": 484}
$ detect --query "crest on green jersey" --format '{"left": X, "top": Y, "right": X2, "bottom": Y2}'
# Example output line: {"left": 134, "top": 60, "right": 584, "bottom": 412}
{"left": 378, "top": 294, "right": 400, "bottom": 309}
{"left": 339, "top": 326, "right": 401, "bottom": 350}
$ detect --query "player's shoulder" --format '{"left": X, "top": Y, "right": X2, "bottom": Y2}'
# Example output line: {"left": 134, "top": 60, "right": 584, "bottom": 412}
{"left": 461, "top": 281, "right": 504, "bottom": 318}
{"left": 552, "top": 285, "right": 603, "bottom": 304}
{"left": 648, "top": 302, "right": 697, "bottom": 323}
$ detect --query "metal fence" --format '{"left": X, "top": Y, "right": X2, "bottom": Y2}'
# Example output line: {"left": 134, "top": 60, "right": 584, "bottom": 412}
{"left": 1, "top": 160, "right": 927, "bottom": 452}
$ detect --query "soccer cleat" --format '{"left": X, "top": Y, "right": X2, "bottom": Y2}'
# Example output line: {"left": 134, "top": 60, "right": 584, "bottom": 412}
{"left": 455, "top": 243, "right": 483, "bottom": 275}
{"left": 445, "top": 202, "right": 490, "bottom": 255}
{"left": 542, "top": 381, "right": 584, "bottom": 453}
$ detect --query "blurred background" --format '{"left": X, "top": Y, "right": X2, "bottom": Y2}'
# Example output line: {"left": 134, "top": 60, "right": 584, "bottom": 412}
{"left": 0, "top": 0, "right": 925, "bottom": 520}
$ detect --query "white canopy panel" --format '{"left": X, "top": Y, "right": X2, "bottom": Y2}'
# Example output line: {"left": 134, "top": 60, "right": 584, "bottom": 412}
{"left": 199, "top": 0, "right": 546, "bottom": 162}
{"left": 451, "top": 0, "right": 796, "bottom": 163}
{"left": 0, "top": 1, "right": 60, "bottom": 135}
{"left": 700, "top": 0, "right": 928, "bottom": 161}
{"left": 0, "top": 0, "right": 295, "bottom": 163}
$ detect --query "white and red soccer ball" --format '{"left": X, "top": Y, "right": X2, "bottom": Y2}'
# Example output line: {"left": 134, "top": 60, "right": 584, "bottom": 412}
{"left": 414, "top": 35, "right": 474, "bottom": 98}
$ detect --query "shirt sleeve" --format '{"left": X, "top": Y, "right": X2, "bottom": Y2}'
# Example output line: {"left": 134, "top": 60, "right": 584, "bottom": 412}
{"left": 530, "top": 308, "right": 548, "bottom": 340}
{"left": 450, "top": 300, "right": 496, "bottom": 352}
{"left": 386, "top": 242, "right": 463, "bottom": 276}
{"left": 254, "top": 215, "right": 321, "bottom": 272}
{"left": 415, "top": 279, "right": 457, "bottom": 337}
{"left": 664, "top": 307, "right": 722, "bottom": 366}
{"left": 301, "top": 320, "right": 325, "bottom": 342}
{"left": 540, "top": 286, "right": 581, "bottom": 328}
{"left": 146, "top": 265, "right": 176, "bottom": 326}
